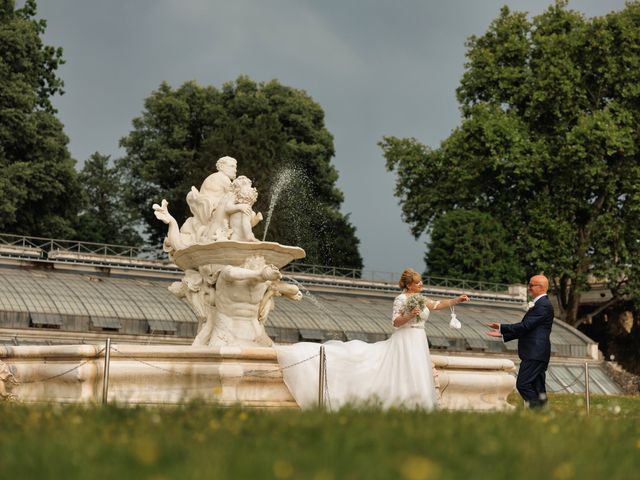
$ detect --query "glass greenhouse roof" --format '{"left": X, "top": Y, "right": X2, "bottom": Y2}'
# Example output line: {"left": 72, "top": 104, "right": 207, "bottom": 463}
{"left": 0, "top": 268, "right": 196, "bottom": 324}
{"left": 0, "top": 267, "right": 597, "bottom": 359}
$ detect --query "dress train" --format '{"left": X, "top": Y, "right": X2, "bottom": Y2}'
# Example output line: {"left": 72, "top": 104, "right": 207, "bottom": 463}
{"left": 275, "top": 326, "right": 438, "bottom": 410}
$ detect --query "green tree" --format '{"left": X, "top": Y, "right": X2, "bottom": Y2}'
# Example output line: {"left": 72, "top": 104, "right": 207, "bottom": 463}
{"left": 119, "top": 76, "right": 362, "bottom": 268}
{"left": 426, "top": 209, "right": 525, "bottom": 284}
{"left": 75, "top": 153, "right": 142, "bottom": 246}
{"left": 382, "top": 1, "right": 640, "bottom": 325}
{"left": 0, "top": 0, "right": 81, "bottom": 237}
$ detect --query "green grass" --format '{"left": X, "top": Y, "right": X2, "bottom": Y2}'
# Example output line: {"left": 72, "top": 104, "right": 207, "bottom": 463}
{"left": 1, "top": 394, "right": 639, "bottom": 480}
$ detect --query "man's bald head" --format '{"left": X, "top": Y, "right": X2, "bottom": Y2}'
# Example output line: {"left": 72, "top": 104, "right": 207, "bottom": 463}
{"left": 528, "top": 275, "right": 549, "bottom": 296}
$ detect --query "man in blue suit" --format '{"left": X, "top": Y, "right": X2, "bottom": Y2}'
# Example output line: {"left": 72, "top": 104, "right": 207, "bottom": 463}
{"left": 487, "top": 275, "right": 554, "bottom": 408}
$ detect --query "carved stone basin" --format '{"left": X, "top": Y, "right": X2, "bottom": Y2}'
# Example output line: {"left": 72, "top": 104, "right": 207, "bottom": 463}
{"left": 172, "top": 240, "right": 306, "bottom": 270}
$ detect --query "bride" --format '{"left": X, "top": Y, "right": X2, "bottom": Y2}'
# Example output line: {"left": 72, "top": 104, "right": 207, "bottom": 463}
{"left": 275, "top": 268, "right": 470, "bottom": 410}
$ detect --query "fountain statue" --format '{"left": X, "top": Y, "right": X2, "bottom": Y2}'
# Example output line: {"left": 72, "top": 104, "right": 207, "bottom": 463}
{"left": 152, "top": 156, "right": 305, "bottom": 347}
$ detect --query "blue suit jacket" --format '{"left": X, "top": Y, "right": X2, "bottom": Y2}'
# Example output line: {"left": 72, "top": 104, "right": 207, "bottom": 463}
{"left": 500, "top": 295, "right": 554, "bottom": 362}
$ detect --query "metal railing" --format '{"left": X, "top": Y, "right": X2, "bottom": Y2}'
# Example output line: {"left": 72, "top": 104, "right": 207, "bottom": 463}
{"left": 282, "top": 262, "right": 513, "bottom": 293}
{"left": 0, "top": 233, "right": 180, "bottom": 275}
{"left": 0, "top": 233, "right": 145, "bottom": 258}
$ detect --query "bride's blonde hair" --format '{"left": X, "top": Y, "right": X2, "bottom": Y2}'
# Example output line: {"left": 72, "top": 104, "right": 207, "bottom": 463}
{"left": 398, "top": 268, "right": 421, "bottom": 290}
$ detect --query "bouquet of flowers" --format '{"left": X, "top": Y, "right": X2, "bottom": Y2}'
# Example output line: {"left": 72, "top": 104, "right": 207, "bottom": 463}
{"left": 405, "top": 294, "right": 427, "bottom": 321}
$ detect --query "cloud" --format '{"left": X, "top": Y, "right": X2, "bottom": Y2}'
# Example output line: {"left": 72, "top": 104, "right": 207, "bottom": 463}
{"left": 158, "top": 0, "right": 365, "bottom": 80}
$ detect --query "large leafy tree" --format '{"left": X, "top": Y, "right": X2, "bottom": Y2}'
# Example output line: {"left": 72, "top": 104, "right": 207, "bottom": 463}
{"left": 0, "top": 0, "right": 81, "bottom": 237}
{"left": 75, "top": 153, "right": 142, "bottom": 246}
{"left": 119, "top": 76, "right": 362, "bottom": 268}
{"left": 382, "top": 1, "right": 640, "bottom": 326}
{"left": 426, "top": 209, "right": 525, "bottom": 284}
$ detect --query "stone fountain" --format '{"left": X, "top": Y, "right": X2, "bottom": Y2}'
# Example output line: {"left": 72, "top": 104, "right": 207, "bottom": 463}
{"left": 151, "top": 155, "right": 305, "bottom": 348}
{"left": 0, "top": 156, "right": 516, "bottom": 409}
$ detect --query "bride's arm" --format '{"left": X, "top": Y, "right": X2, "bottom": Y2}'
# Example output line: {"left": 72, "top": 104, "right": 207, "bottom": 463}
{"left": 426, "top": 295, "right": 470, "bottom": 311}
{"left": 392, "top": 295, "right": 421, "bottom": 327}
{"left": 393, "top": 308, "right": 421, "bottom": 327}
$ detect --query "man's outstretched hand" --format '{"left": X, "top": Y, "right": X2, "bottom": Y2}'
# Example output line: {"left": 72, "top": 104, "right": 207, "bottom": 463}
{"left": 485, "top": 322, "right": 502, "bottom": 337}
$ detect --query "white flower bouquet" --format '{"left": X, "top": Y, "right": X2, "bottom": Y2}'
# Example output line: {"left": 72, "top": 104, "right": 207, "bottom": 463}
{"left": 405, "top": 294, "right": 428, "bottom": 322}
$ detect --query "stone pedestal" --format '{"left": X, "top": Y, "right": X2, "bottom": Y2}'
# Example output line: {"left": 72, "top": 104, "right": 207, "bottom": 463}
{"left": 433, "top": 355, "right": 516, "bottom": 410}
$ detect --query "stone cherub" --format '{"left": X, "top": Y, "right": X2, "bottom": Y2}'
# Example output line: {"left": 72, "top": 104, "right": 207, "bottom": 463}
{"left": 152, "top": 157, "right": 263, "bottom": 252}
{"left": 219, "top": 175, "right": 263, "bottom": 242}
{"left": 188, "top": 156, "right": 237, "bottom": 229}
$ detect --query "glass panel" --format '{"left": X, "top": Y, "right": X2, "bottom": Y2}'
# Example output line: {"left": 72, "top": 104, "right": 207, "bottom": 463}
{"left": 466, "top": 338, "right": 487, "bottom": 349}
{"left": 345, "top": 331, "right": 369, "bottom": 341}
{"left": 429, "top": 336, "right": 450, "bottom": 347}
{"left": 544, "top": 368, "right": 563, "bottom": 392}
{"left": 30, "top": 312, "right": 63, "bottom": 325}
{"left": 589, "top": 367, "right": 622, "bottom": 395}
{"left": 148, "top": 319, "right": 177, "bottom": 332}
{"left": 299, "top": 329, "right": 325, "bottom": 341}
{"left": 91, "top": 317, "right": 122, "bottom": 329}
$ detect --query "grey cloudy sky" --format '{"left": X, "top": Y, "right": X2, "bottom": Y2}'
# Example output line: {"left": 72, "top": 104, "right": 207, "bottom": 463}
{"left": 35, "top": 0, "right": 625, "bottom": 277}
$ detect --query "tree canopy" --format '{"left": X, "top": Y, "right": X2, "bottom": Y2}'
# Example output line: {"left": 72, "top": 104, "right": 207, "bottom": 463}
{"left": 119, "top": 76, "right": 362, "bottom": 269}
{"left": 0, "top": 0, "right": 81, "bottom": 238}
{"left": 426, "top": 209, "right": 525, "bottom": 284}
{"left": 75, "top": 153, "right": 143, "bottom": 246}
{"left": 382, "top": 1, "right": 640, "bottom": 325}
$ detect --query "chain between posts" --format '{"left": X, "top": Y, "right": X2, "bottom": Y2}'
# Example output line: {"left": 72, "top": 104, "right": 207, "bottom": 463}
{"left": 108, "top": 345, "right": 320, "bottom": 381}
{"left": 546, "top": 366, "right": 589, "bottom": 393}
{"left": 8, "top": 345, "right": 320, "bottom": 386}
{"left": 14, "top": 347, "right": 106, "bottom": 385}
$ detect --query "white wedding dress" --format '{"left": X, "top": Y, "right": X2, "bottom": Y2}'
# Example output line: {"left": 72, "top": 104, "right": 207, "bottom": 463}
{"left": 274, "top": 293, "right": 438, "bottom": 410}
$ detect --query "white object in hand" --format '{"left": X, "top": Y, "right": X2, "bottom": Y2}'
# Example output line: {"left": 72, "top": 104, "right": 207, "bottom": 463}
{"left": 449, "top": 312, "right": 462, "bottom": 329}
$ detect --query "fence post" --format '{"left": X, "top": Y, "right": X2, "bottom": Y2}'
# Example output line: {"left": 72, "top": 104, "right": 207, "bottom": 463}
{"left": 318, "top": 345, "right": 326, "bottom": 408}
{"left": 584, "top": 362, "right": 590, "bottom": 416}
{"left": 102, "top": 338, "right": 112, "bottom": 405}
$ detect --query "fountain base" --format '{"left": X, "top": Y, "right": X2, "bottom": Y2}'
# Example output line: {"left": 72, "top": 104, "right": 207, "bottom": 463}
{"left": 1, "top": 344, "right": 515, "bottom": 410}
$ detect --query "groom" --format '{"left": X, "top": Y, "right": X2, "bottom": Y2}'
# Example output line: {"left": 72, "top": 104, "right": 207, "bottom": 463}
{"left": 486, "top": 275, "right": 554, "bottom": 408}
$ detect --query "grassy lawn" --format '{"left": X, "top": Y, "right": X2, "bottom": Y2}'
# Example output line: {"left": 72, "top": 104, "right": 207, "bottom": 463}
{"left": 1, "top": 393, "right": 639, "bottom": 480}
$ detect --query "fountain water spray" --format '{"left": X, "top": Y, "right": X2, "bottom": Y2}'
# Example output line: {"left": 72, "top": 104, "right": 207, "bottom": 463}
{"left": 284, "top": 275, "right": 334, "bottom": 320}
{"left": 262, "top": 168, "right": 296, "bottom": 241}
